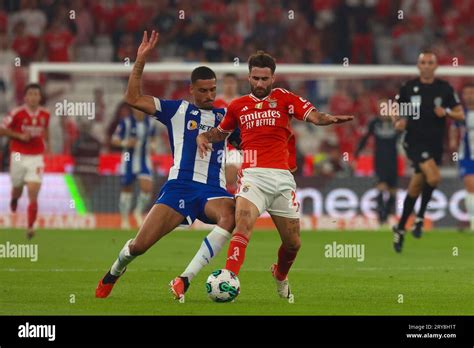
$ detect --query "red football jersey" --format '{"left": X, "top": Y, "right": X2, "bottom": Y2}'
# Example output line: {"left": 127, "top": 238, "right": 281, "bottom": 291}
{"left": 42, "top": 30, "right": 74, "bottom": 62}
{"left": 2, "top": 105, "right": 50, "bottom": 154}
{"left": 12, "top": 35, "right": 39, "bottom": 62}
{"left": 218, "top": 88, "right": 315, "bottom": 170}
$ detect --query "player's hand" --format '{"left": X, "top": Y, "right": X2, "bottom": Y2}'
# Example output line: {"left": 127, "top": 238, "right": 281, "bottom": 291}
{"left": 329, "top": 115, "right": 354, "bottom": 124}
{"left": 18, "top": 133, "right": 31, "bottom": 142}
{"left": 394, "top": 118, "right": 406, "bottom": 131}
{"left": 121, "top": 138, "right": 136, "bottom": 148}
{"left": 197, "top": 134, "right": 212, "bottom": 159}
{"left": 434, "top": 106, "right": 447, "bottom": 118}
{"left": 136, "top": 30, "right": 159, "bottom": 60}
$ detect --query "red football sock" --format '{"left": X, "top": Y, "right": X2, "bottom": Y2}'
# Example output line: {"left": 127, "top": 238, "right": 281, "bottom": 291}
{"left": 27, "top": 202, "right": 38, "bottom": 228}
{"left": 225, "top": 233, "right": 249, "bottom": 275}
{"left": 275, "top": 244, "right": 298, "bottom": 281}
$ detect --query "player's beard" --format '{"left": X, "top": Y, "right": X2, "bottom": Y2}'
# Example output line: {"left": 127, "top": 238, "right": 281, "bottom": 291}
{"left": 201, "top": 100, "right": 214, "bottom": 110}
{"left": 251, "top": 84, "right": 272, "bottom": 99}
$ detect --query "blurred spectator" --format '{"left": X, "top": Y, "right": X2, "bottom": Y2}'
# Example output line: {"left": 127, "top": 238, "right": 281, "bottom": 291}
{"left": 0, "top": 32, "right": 15, "bottom": 112}
{"left": 347, "top": 0, "right": 376, "bottom": 64}
{"left": 8, "top": 0, "right": 47, "bottom": 38}
{"left": 71, "top": 0, "right": 94, "bottom": 45}
{"left": 39, "top": 17, "right": 75, "bottom": 62}
{"left": 393, "top": 16, "right": 425, "bottom": 64}
{"left": 0, "top": 2, "right": 7, "bottom": 33}
{"left": 0, "top": 0, "right": 472, "bottom": 177}
{"left": 116, "top": 33, "right": 136, "bottom": 62}
{"left": 91, "top": 1, "right": 118, "bottom": 35}
{"left": 11, "top": 20, "right": 39, "bottom": 65}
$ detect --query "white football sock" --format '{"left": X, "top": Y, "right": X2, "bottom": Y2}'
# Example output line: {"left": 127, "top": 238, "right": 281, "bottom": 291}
{"left": 181, "top": 226, "right": 231, "bottom": 282}
{"left": 134, "top": 191, "right": 150, "bottom": 214}
{"left": 466, "top": 193, "right": 474, "bottom": 230}
{"left": 110, "top": 239, "right": 136, "bottom": 276}
{"left": 119, "top": 192, "right": 132, "bottom": 224}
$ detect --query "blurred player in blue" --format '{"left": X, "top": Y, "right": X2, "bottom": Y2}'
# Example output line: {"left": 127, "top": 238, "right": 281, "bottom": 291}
{"left": 450, "top": 83, "right": 474, "bottom": 231}
{"left": 111, "top": 108, "right": 157, "bottom": 229}
{"left": 96, "top": 30, "right": 239, "bottom": 300}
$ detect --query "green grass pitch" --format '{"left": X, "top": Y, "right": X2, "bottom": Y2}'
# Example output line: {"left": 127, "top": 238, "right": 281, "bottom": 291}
{"left": 0, "top": 228, "right": 473, "bottom": 315}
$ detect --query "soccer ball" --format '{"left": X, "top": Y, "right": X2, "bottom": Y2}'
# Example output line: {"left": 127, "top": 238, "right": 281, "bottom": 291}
{"left": 206, "top": 269, "right": 240, "bottom": 302}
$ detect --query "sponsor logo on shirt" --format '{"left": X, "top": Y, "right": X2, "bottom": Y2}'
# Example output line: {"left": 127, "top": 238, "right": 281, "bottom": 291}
{"left": 187, "top": 120, "right": 198, "bottom": 130}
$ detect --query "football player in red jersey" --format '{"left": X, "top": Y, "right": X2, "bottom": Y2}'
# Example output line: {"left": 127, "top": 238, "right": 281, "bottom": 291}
{"left": 197, "top": 51, "right": 353, "bottom": 299}
{"left": 215, "top": 73, "right": 299, "bottom": 193}
{"left": 0, "top": 83, "right": 49, "bottom": 239}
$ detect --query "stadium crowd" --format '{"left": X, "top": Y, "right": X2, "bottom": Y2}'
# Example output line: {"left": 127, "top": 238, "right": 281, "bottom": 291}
{"left": 0, "top": 0, "right": 473, "bottom": 176}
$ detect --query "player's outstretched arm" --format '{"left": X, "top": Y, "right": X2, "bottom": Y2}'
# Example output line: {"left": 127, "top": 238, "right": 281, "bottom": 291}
{"left": 124, "top": 30, "right": 159, "bottom": 115}
{"left": 197, "top": 129, "right": 228, "bottom": 158}
{"left": 305, "top": 110, "right": 354, "bottom": 126}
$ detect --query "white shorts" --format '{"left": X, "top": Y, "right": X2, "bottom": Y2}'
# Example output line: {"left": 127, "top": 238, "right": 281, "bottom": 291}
{"left": 225, "top": 148, "right": 243, "bottom": 167}
{"left": 10, "top": 152, "right": 44, "bottom": 187}
{"left": 236, "top": 168, "right": 300, "bottom": 218}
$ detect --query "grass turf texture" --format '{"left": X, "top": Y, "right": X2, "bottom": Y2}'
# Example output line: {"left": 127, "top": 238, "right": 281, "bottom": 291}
{"left": 0, "top": 228, "right": 472, "bottom": 315}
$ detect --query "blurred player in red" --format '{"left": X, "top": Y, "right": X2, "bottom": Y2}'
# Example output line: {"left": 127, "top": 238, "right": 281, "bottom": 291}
{"left": 197, "top": 51, "right": 353, "bottom": 298}
{"left": 214, "top": 73, "right": 241, "bottom": 194}
{"left": 0, "top": 83, "right": 49, "bottom": 239}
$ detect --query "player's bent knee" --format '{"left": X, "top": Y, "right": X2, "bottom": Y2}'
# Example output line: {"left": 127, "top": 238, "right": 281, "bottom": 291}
{"left": 426, "top": 176, "right": 441, "bottom": 187}
{"left": 128, "top": 240, "right": 149, "bottom": 256}
{"left": 284, "top": 240, "right": 301, "bottom": 253}
{"left": 217, "top": 214, "right": 235, "bottom": 233}
{"left": 235, "top": 219, "right": 253, "bottom": 235}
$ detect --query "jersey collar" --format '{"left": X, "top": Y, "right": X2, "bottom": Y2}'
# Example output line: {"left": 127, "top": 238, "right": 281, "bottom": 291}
{"left": 25, "top": 105, "right": 40, "bottom": 116}
{"left": 249, "top": 89, "right": 273, "bottom": 102}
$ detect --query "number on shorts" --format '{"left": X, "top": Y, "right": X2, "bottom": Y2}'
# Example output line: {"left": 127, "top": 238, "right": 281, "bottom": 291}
{"left": 289, "top": 190, "right": 300, "bottom": 212}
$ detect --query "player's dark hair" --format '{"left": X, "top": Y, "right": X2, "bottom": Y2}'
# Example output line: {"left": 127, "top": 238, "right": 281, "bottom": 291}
{"left": 248, "top": 51, "right": 276, "bottom": 74}
{"left": 191, "top": 66, "right": 216, "bottom": 84}
{"left": 24, "top": 83, "right": 42, "bottom": 96}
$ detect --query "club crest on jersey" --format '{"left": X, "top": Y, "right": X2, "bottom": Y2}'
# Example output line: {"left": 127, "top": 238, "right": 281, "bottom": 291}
{"left": 216, "top": 112, "right": 224, "bottom": 121}
{"left": 187, "top": 120, "right": 198, "bottom": 130}
{"left": 255, "top": 102, "right": 263, "bottom": 109}
{"left": 190, "top": 110, "right": 200, "bottom": 116}
{"left": 242, "top": 185, "right": 250, "bottom": 193}
{"left": 268, "top": 99, "right": 277, "bottom": 108}
{"left": 413, "top": 86, "right": 419, "bottom": 93}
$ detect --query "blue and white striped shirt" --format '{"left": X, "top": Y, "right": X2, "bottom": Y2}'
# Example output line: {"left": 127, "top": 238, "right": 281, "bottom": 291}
{"left": 153, "top": 97, "right": 227, "bottom": 188}
{"left": 114, "top": 115, "right": 156, "bottom": 175}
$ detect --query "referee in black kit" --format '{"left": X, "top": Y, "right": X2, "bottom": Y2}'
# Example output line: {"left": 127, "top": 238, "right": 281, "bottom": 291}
{"left": 392, "top": 50, "right": 464, "bottom": 253}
